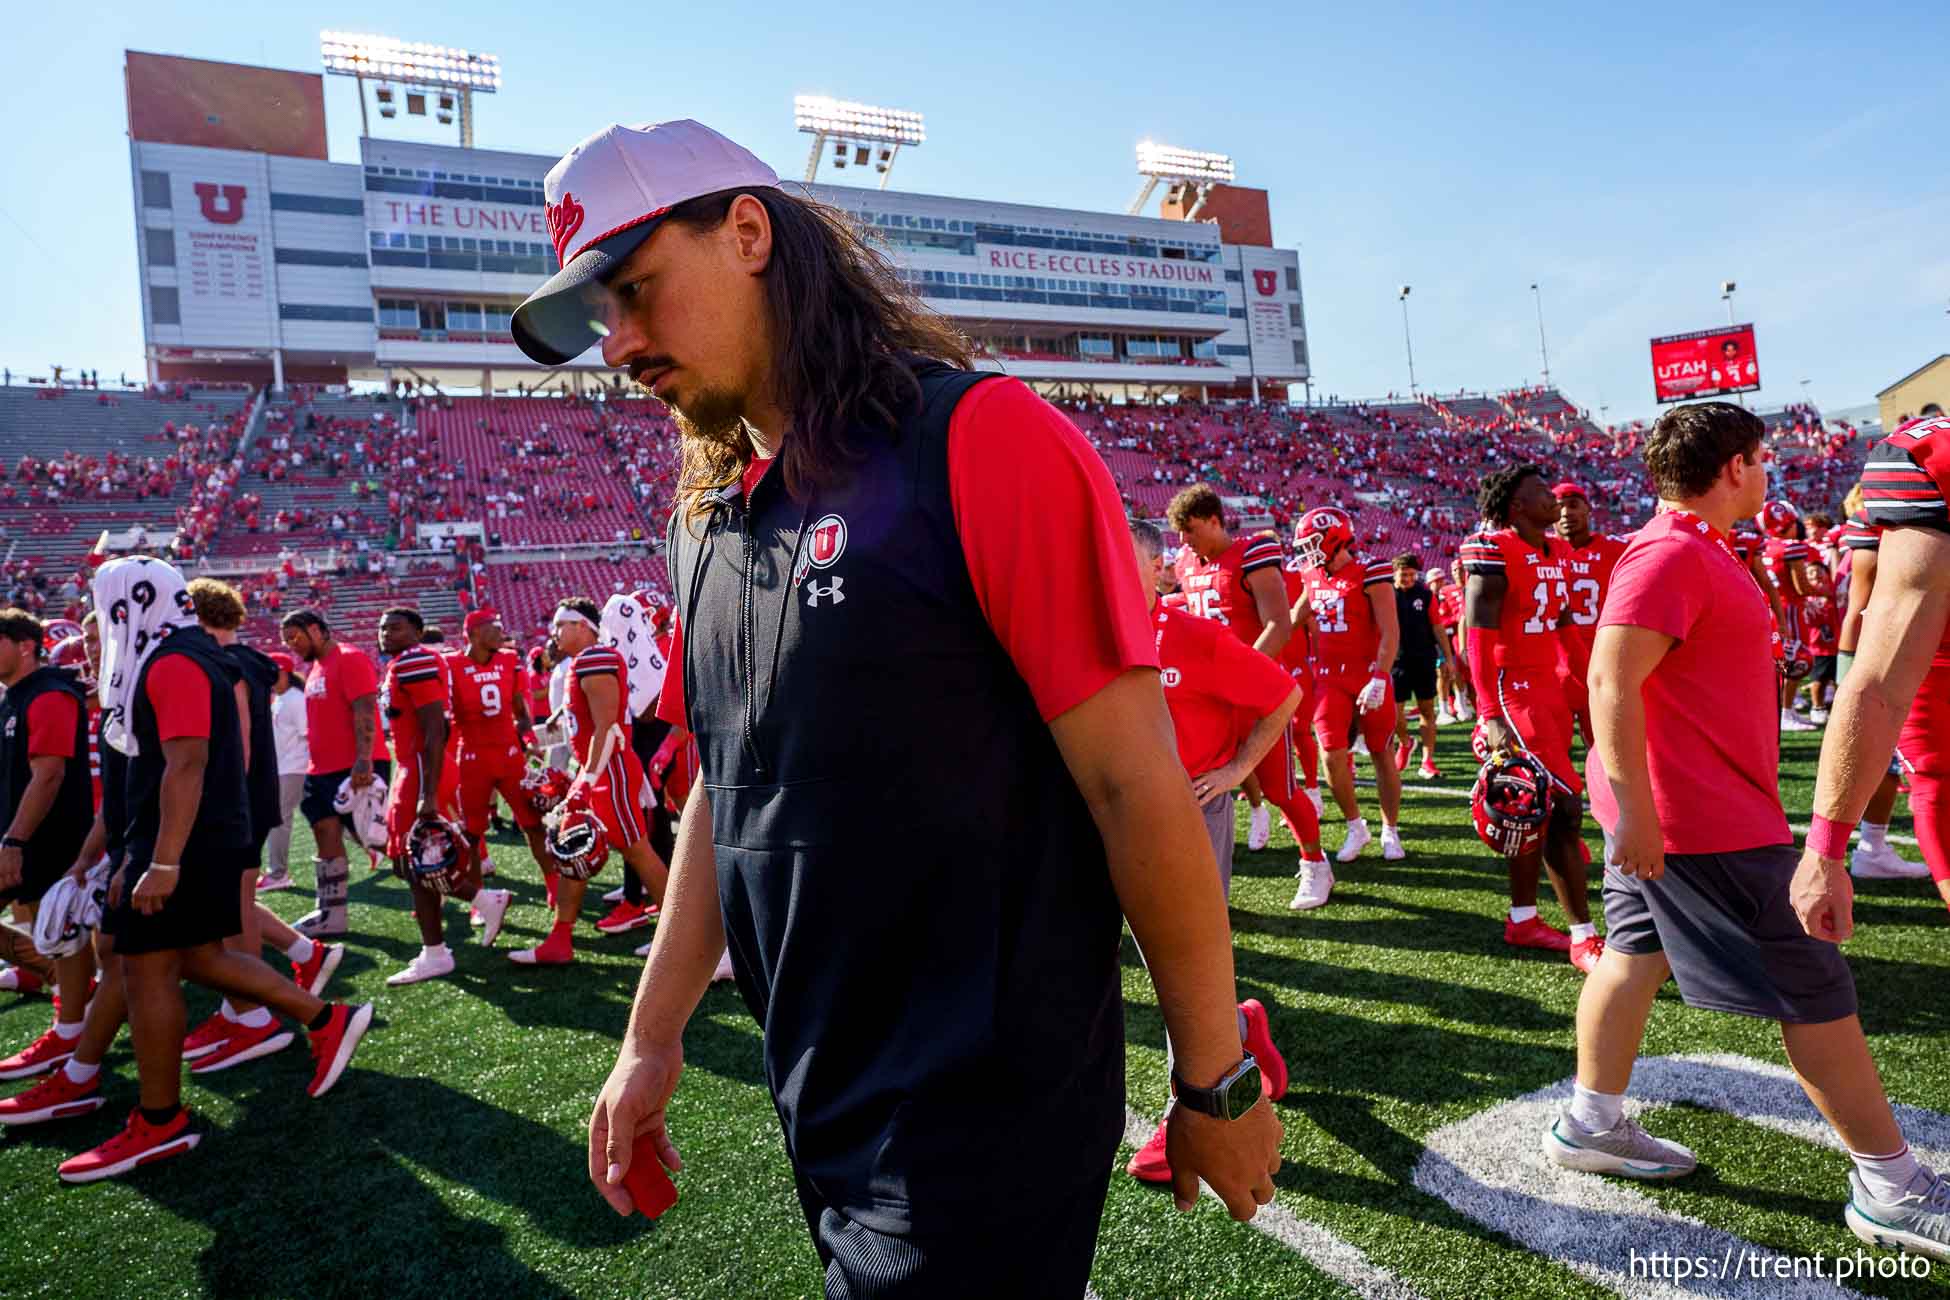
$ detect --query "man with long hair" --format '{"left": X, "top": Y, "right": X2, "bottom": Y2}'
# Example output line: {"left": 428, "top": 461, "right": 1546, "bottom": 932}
{"left": 514, "top": 120, "right": 1280, "bottom": 1293}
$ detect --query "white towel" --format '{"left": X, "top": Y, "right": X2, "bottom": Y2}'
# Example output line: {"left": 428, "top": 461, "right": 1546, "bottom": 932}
{"left": 92, "top": 555, "right": 198, "bottom": 756}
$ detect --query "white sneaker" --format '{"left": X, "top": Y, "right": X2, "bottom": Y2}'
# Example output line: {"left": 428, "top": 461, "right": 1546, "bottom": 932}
{"left": 1810, "top": 707, "right": 1830, "bottom": 724}
{"left": 602, "top": 884, "right": 627, "bottom": 903}
{"left": 711, "top": 951, "right": 736, "bottom": 982}
{"left": 1456, "top": 698, "right": 1476, "bottom": 722}
{"left": 633, "top": 939, "right": 654, "bottom": 958}
{"left": 1544, "top": 1112, "right": 1696, "bottom": 1179}
{"left": 1247, "top": 804, "right": 1272, "bottom": 851}
{"left": 1336, "top": 820, "right": 1372, "bottom": 863}
{"left": 255, "top": 870, "right": 294, "bottom": 893}
{"left": 386, "top": 948, "right": 457, "bottom": 986}
{"left": 1351, "top": 736, "right": 1370, "bottom": 756}
{"left": 1380, "top": 825, "right": 1406, "bottom": 860}
{"left": 473, "top": 888, "right": 513, "bottom": 947}
{"left": 1852, "top": 840, "right": 1928, "bottom": 880}
{"left": 1306, "top": 788, "right": 1324, "bottom": 816}
{"left": 1288, "top": 860, "right": 1334, "bottom": 910}
{"left": 1781, "top": 709, "right": 1818, "bottom": 733}
{"left": 1846, "top": 1167, "right": 1950, "bottom": 1262}
{"left": 1436, "top": 707, "right": 1456, "bottom": 726}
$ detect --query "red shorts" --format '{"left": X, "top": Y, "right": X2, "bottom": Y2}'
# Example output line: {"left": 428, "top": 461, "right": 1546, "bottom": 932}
{"left": 386, "top": 758, "right": 461, "bottom": 859}
{"left": 1495, "top": 667, "right": 1581, "bottom": 797}
{"left": 1313, "top": 671, "right": 1396, "bottom": 757}
{"left": 1560, "top": 672, "right": 1593, "bottom": 748}
{"left": 1896, "top": 662, "right": 1950, "bottom": 883}
{"left": 585, "top": 745, "right": 651, "bottom": 853}
{"left": 458, "top": 743, "right": 541, "bottom": 835}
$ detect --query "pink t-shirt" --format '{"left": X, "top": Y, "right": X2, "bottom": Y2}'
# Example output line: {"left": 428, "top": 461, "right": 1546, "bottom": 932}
{"left": 1586, "top": 510, "right": 1789, "bottom": 854}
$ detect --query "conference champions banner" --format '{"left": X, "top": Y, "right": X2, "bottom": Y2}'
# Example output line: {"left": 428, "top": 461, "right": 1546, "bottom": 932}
{"left": 1649, "top": 324, "right": 1761, "bottom": 404}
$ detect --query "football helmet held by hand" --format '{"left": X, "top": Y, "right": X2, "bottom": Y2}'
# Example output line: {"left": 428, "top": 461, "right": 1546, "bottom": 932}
{"left": 405, "top": 816, "right": 470, "bottom": 896}
{"left": 1470, "top": 751, "right": 1552, "bottom": 859}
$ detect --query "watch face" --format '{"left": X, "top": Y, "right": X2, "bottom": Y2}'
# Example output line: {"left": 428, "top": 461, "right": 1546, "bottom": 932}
{"left": 1224, "top": 1059, "right": 1263, "bottom": 1121}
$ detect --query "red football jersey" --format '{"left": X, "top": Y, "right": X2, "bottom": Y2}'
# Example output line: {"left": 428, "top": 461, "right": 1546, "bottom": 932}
{"left": 1760, "top": 537, "right": 1813, "bottom": 604}
{"left": 1460, "top": 528, "right": 1572, "bottom": 668}
{"left": 1299, "top": 554, "right": 1393, "bottom": 677}
{"left": 1174, "top": 531, "right": 1284, "bottom": 645}
{"left": 566, "top": 643, "right": 628, "bottom": 764}
{"left": 1560, "top": 532, "right": 1629, "bottom": 650}
{"left": 1434, "top": 583, "right": 1466, "bottom": 631}
{"left": 381, "top": 645, "right": 449, "bottom": 767}
{"left": 1863, "top": 415, "right": 1950, "bottom": 664}
{"left": 450, "top": 647, "right": 529, "bottom": 754}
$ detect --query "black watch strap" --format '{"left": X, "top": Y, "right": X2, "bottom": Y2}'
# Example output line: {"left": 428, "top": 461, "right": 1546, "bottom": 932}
{"left": 1, "top": 836, "right": 27, "bottom": 850}
{"left": 1171, "top": 1054, "right": 1261, "bottom": 1121}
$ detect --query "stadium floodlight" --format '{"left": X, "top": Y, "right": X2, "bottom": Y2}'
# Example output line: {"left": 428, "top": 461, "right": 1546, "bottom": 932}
{"left": 1128, "top": 140, "right": 1235, "bottom": 216}
{"left": 320, "top": 31, "right": 500, "bottom": 146}
{"left": 795, "top": 95, "right": 925, "bottom": 189}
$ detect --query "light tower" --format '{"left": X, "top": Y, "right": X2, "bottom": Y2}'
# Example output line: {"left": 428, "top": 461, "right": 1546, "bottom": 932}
{"left": 1128, "top": 141, "right": 1235, "bottom": 217}
{"left": 320, "top": 31, "right": 501, "bottom": 146}
{"left": 794, "top": 95, "right": 926, "bottom": 190}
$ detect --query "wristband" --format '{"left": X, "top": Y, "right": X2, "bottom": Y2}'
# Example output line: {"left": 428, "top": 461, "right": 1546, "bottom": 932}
{"left": 1807, "top": 814, "right": 1853, "bottom": 861}
{"left": 1, "top": 836, "right": 27, "bottom": 850}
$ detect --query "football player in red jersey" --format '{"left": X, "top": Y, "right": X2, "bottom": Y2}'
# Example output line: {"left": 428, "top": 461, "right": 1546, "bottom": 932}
{"left": 1430, "top": 571, "right": 1468, "bottom": 724}
{"left": 1278, "top": 559, "right": 1323, "bottom": 814}
{"left": 450, "top": 609, "right": 551, "bottom": 869}
{"left": 1165, "top": 484, "right": 1316, "bottom": 860}
{"left": 512, "top": 597, "right": 668, "bottom": 966}
{"left": 1461, "top": 466, "right": 1601, "bottom": 973}
{"left": 1810, "top": 415, "right": 1950, "bottom": 910}
{"left": 1291, "top": 505, "right": 1404, "bottom": 904}
{"left": 377, "top": 609, "right": 514, "bottom": 987}
{"left": 1757, "top": 500, "right": 1832, "bottom": 732}
{"left": 1552, "top": 483, "right": 1629, "bottom": 747}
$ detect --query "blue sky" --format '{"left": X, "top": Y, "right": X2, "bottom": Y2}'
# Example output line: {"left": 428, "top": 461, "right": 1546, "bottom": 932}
{"left": 2, "top": 1, "right": 1944, "bottom": 423}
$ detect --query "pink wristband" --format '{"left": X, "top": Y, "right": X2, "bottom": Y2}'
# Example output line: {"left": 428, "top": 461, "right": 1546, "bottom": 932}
{"left": 1807, "top": 814, "right": 1853, "bottom": 861}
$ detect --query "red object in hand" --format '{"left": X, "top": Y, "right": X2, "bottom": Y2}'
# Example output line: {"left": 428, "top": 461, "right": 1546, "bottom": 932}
{"left": 624, "top": 1135, "right": 679, "bottom": 1219}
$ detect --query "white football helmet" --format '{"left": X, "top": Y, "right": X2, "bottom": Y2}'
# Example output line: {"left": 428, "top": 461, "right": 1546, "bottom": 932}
{"left": 333, "top": 775, "right": 390, "bottom": 852}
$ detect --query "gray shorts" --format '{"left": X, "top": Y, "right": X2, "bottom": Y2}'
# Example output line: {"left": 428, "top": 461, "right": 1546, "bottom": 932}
{"left": 1601, "top": 839, "right": 1857, "bottom": 1024}
{"left": 1204, "top": 792, "right": 1236, "bottom": 901}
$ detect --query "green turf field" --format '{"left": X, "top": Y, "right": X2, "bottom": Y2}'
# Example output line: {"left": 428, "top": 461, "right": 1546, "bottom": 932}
{"left": 3, "top": 727, "right": 1947, "bottom": 1299}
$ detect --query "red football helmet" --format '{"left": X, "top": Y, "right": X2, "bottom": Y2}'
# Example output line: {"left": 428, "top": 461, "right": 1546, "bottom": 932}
{"left": 1293, "top": 507, "right": 1355, "bottom": 569}
{"left": 41, "top": 618, "right": 84, "bottom": 646}
{"left": 543, "top": 795, "right": 608, "bottom": 881}
{"left": 48, "top": 635, "right": 91, "bottom": 686}
{"left": 1756, "top": 500, "right": 1801, "bottom": 539}
{"left": 521, "top": 766, "right": 571, "bottom": 819}
{"left": 1470, "top": 751, "right": 1552, "bottom": 858}
{"left": 405, "top": 816, "right": 470, "bottom": 896}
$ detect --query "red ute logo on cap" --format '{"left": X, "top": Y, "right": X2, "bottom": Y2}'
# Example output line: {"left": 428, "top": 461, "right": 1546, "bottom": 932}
{"left": 1253, "top": 269, "right": 1279, "bottom": 297}
{"left": 193, "top": 183, "right": 246, "bottom": 225}
{"left": 546, "top": 193, "right": 586, "bottom": 267}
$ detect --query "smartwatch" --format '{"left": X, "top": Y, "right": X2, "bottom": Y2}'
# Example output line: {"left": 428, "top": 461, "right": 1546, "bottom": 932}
{"left": 1170, "top": 1054, "right": 1262, "bottom": 1121}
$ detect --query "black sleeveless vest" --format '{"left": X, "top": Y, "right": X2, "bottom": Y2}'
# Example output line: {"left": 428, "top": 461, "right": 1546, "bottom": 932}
{"left": 0, "top": 664, "right": 92, "bottom": 871}
{"left": 124, "top": 627, "right": 251, "bottom": 865}
{"left": 669, "top": 365, "right": 1125, "bottom": 1233}
{"left": 224, "top": 642, "right": 282, "bottom": 846}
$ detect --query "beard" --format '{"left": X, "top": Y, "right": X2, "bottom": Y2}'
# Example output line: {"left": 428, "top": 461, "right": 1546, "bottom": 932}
{"left": 669, "top": 385, "right": 753, "bottom": 459}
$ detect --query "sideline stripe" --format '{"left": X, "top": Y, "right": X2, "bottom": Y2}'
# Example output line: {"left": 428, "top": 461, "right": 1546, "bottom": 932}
{"left": 1122, "top": 1108, "right": 1428, "bottom": 1300}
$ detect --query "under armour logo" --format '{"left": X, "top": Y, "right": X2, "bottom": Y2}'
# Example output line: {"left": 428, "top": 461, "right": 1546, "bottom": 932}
{"left": 805, "top": 577, "right": 846, "bottom": 608}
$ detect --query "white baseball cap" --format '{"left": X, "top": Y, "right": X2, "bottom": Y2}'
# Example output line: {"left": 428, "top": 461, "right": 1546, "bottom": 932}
{"left": 511, "top": 119, "right": 781, "bottom": 366}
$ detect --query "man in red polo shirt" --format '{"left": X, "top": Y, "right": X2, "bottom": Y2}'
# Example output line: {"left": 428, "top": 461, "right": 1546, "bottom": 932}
{"left": 280, "top": 609, "right": 389, "bottom": 937}
{"left": 1553, "top": 403, "right": 1949, "bottom": 1262}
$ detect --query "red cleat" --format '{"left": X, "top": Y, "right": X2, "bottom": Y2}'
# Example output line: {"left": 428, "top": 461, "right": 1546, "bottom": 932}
{"left": 306, "top": 1003, "right": 374, "bottom": 1099}
{"left": 508, "top": 932, "right": 574, "bottom": 965}
{"left": 0, "top": 966, "right": 46, "bottom": 996}
{"left": 1504, "top": 915, "right": 1573, "bottom": 953}
{"left": 0, "top": 1066, "right": 105, "bottom": 1126}
{"left": 1126, "top": 1119, "right": 1172, "bottom": 1184}
{"left": 1393, "top": 740, "right": 1414, "bottom": 770}
{"left": 291, "top": 943, "right": 343, "bottom": 997}
{"left": 1238, "top": 999, "right": 1288, "bottom": 1102}
{"left": 1417, "top": 761, "right": 1442, "bottom": 780}
{"left": 594, "top": 901, "right": 658, "bottom": 935}
{"left": 1569, "top": 935, "right": 1605, "bottom": 974}
{"left": 0, "top": 1025, "right": 79, "bottom": 1081}
{"left": 181, "top": 1012, "right": 233, "bottom": 1063}
{"left": 58, "top": 1107, "right": 200, "bottom": 1183}
{"left": 189, "top": 1018, "right": 294, "bottom": 1074}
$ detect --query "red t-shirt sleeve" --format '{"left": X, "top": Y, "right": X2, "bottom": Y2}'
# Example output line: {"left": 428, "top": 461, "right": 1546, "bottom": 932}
{"left": 656, "top": 616, "right": 687, "bottom": 727}
{"left": 338, "top": 647, "right": 378, "bottom": 701}
{"left": 1599, "top": 534, "right": 1708, "bottom": 643}
{"left": 948, "top": 379, "right": 1158, "bottom": 721}
{"left": 25, "top": 693, "right": 79, "bottom": 759}
{"left": 1206, "top": 631, "right": 1298, "bottom": 715}
{"left": 145, "top": 655, "right": 212, "bottom": 741}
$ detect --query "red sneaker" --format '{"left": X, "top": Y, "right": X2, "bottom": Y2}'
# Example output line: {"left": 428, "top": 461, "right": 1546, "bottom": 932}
{"left": 1417, "top": 761, "right": 1441, "bottom": 780}
{"left": 1393, "top": 740, "right": 1414, "bottom": 770}
{"left": 291, "top": 943, "right": 344, "bottom": 997}
{"left": 306, "top": 1003, "right": 374, "bottom": 1099}
{"left": 0, "top": 966, "right": 46, "bottom": 996}
{"left": 0, "top": 1025, "right": 79, "bottom": 1081}
{"left": 57, "top": 1107, "right": 199, "bottom": 1183}
{"left": 508, "top": 930, "right": 574, "bottom": 965}
{"left": 1238, "top": 998, "right": 1288, "bottom": 1102}
{"left": 181, "top": 1012, "right": 233, "bottom": 1063}
{"left": 1569, "top": 935, "right": 1605, "bottom": 974}
{"left": 0, "top": 1066, "right": 105, "bottom": 1126}
{"left": 189, "top": 1018, "right": 295, "bottom": 1074}
{"left": 1505, "top": 915, "right": 1573, "bottom": 953}
{"left": 1126, "top": 1119, "right": 1172, "bottom": 1183}
{"left": 594, "top": 901, "right": 658, "bottom": 934}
